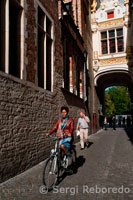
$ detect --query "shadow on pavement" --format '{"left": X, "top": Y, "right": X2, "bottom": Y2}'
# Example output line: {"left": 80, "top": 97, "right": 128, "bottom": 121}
{"left": 124, "top": 127, "right": 133, "bottom": 145}
{"left": 86, "top": 142, "right": 93, "bottom": 148}
{"left": 57, "top": 155, "right": 86, "bottom": 185}
{"left": 54, "top": 142, "right": 94, "bottom": 187}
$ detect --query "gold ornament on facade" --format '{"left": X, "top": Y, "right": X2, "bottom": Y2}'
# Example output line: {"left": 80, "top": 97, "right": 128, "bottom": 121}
{"left": 127, "top": 46, "right": 133, "bottom": 55}
{"left": 91, "top": 0, "right": 97, "bottom": 12}
{"left": 94, "top": 51, "right": 98, "bottom": 59}
{"left": 98, "top": 18, "right": 124, "bottom": 29}
{"left": 93, "top": 59, "right": 99, "bottom": 72}
{"left": 93, "top": 65, "right": 99, "bottom": 72}
{"left": 99, "top": 57, "right": 127, "bottom": 66}
{"left": 127, "top": 60, "right": 133, "bottom": 68}
{"left": 124, "top": 0, "right": 129, "bottom": 4}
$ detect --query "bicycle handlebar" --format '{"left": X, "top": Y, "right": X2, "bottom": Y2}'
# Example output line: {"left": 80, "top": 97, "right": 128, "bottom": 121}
{"left": 47, "top": 135, "right": 63, "bottom": 141}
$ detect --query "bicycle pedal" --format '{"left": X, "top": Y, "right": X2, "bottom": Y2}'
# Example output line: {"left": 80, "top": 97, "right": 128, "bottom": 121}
{"left": 49, "top": 171, "right": 54, "bottom": 175}
{"left": 64, "top": 168, "right": 73, "bottom": 173}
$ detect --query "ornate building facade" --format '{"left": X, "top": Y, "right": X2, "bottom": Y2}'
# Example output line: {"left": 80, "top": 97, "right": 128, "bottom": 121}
{"left": 91, "top": 0, "right": 133, "bottom": 118}
{"left": 92, "top": 0, "right": 129, "bottom": 81}
{"left": 127, "top": 0, "right": 133, "bottom": 73}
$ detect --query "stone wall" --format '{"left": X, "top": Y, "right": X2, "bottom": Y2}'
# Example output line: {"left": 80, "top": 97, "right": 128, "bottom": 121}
{"left": 0, "top": 71, "right": 86, "bottom": 183}
{"left": 0, "top": 0, "right": 91, "bottom": 183}
{"left": 24, "top": 0, "right": 63, "bottom": 82}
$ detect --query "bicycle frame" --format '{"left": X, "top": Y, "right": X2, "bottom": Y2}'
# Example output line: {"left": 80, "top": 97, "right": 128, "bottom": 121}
{"left": 42, "top": 136, "right": 76, "bottom": 190}
{"left": 49, "top": 136, "right": 76, "bottom": 169}
{"left": 50, "top": 136, "right": 68, "bottom": 169}
{"left": 50, "top": 137, "right": 60, "bottom": 156}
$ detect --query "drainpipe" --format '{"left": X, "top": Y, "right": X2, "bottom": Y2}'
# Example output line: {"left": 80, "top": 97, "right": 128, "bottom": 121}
{"left": 84, "top": 51, "right": 87, "bottom": 102}
{"left": 76, "top": 0, "right": 79, "bottom": 29}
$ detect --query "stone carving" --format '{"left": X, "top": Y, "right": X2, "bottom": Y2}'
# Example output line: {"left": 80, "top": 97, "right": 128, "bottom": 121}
{"left": 98, "top": 18, "right": 123, "bottom": 29}
{"left": 93, "top": 65, "right": 99, "bottom": 72}
{"left": 124, "top": 0, "right": 129, "bottom": 4}
{"left": 99, "top": 57, "right": 127, "bottom": 66}
{"left": 94, "top": 51, "right": 98, "bottom": 59}
{"left": 100, "top": 0, "right": 119, "bottom": 9}
{"left": 91, "top": 0, "right": 97, "bottom": 12}
{"left": 127, "top": 46, "right": 133, "bottom": 55}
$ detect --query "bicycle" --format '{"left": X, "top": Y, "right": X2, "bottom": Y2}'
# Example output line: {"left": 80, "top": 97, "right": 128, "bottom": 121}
{"left": 42, "top": 136, "right": 76, "bottom": 191}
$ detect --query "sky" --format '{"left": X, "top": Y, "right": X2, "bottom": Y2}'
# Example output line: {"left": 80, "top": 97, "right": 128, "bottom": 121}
{"left": 98, "top": 0, "right": 124, "bottom": 3}
{"left": 97, "top": 0, "right": 124, "bottom": 9}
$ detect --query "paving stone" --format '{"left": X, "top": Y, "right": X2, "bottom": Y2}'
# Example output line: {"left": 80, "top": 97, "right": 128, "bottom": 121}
{"left": 0, "top": 128, "right": 133, "bottom": 200}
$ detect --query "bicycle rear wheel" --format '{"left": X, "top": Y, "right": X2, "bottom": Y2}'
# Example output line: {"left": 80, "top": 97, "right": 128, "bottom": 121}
{"left": 42, "top": 156, "right": 59, "bottom": 190}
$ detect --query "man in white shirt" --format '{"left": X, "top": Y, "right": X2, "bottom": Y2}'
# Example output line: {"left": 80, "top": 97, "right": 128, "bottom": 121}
{"left": 76, "top": 112, "right": 90, "bottom": 150}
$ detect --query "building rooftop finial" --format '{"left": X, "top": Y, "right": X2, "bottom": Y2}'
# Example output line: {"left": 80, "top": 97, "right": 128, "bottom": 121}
{"left": 91, "top": 0, "right": 97, "bottom": 13}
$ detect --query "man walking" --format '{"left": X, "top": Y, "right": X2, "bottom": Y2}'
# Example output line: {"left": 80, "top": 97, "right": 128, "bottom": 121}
{"left": 76, "top": 112, "right": 90, "bottom": 150}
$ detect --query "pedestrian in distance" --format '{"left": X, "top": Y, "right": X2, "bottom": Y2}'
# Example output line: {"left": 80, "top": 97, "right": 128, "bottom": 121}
{"left": 112, "top": 116, "right": 116, "bottom": 130}
{"left": 104, "top": 117, "right": 108, "bottom": 131}
{"left": 76, "top": 112, "right": 90, "bottom": 150}
{"left": 122, "top": 117, "right": 125, "bottom": 127}
{"left": 118, "top": 118, "right": 121, "bottom": 127}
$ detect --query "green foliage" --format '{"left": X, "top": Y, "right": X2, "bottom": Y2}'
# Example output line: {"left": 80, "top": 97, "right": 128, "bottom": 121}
{"left": 105, "top": 86, "right": 131, "bottom": 117}
{"left": 105, "top": 91, "right": 116, "bottom": 118}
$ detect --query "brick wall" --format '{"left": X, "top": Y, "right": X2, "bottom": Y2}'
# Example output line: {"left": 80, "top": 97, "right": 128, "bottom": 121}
{"left": 0, "top": 71, "right": 86, "bottom": 183}
{"left": 0, "top": 0, "right": 91, "bottom": 183}
{"left": 24, "top": 0, "right": 63, "bottom": 82}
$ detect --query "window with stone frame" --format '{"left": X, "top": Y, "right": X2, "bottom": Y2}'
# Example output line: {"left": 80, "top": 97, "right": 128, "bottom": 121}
{"left": 101, "top": 31, "right": 108, "bottom": 54}
{"left": 101, "top": 28, "right": 124, "bottom": 55}
{"left": 109, "top": 30, "right": 115, "bottom": 53}
{"left": 46, "top": 17, "right": 52, "bottom": 91}
{"left": 117, "top": 28, "right": 124, "bottom": 52}
{"left": 37, "top": 5, "right": 53, "bottom": 91}
{"left": 107, "top": 11, "right": 114, "bottom": 19}
{"left": 0, "top": 0, "right": 23, "bottom": 78}
{"left": 9, "top": 0, "right": 23, "bottom": 78}
{"left": 63, "top": 37, "right": 69, "bottom": 91}
{"left": 0, "top": 0, "right": 6, "bottom": 72}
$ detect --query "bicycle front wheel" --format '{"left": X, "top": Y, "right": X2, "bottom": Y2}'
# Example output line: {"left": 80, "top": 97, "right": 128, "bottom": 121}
{"left": 70, "top": 146, "right": 77, "bottom": 163}
{"left": 42, "top": 156, "right": 59, "bottom": 190}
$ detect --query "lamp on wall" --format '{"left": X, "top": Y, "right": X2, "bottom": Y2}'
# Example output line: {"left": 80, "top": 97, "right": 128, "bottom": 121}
{"left": 83, "top": 50, "right": 87, "bottom": 102}
{"left": 84, "top": 50, "right": 87, "bottom": 62}
{"left": 131, "top": 3, "right": 133, "bottom": 9}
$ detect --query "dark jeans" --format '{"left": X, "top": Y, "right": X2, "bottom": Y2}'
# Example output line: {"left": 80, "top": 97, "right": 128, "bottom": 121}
{"left": 112, "top": 123, "right": 116, "bottom": 130}
{"left": 104, "top": 124, "right": 107, "bottom": 130}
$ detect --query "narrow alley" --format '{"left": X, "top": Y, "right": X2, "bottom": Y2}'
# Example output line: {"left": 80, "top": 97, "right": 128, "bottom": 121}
{"left": 0, "top": 128, "right": 133, "bottom": 200}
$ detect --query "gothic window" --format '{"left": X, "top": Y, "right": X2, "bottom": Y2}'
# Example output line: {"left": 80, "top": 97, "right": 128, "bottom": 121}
{"left": 0, "top": 0, "right": 6, "bottom": 72}
{"left": 109, "top": 30, "right": 115, "bottom": 53}
{"left": 46, "top": 17, "right": 52, "bottom": 91}
{"left": 0, "top": 0, "right": 23, "bottom": 78}
{"left": 9, "top": 0, "right": 23, "bottom": 78}
{"left": 117, "top": 28, "right": 124, "bottom": 52}
{"left": 101, "top": 32, "right": 108, "bottom": 54}
{"left": 37, "top": 6, "right": 53, "bottom": 91}
{"left": 101, "top": 28, "right": 124, "bottom": 55}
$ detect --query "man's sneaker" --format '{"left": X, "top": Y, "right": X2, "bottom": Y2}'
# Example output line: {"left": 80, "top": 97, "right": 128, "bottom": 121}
{"left": 80, "top": 148, "right": 84, "bottom": 150}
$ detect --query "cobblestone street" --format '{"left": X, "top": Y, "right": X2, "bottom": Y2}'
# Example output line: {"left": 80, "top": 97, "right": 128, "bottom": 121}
{"left": 0, "top": 128, "right": 133, "bottom": 200}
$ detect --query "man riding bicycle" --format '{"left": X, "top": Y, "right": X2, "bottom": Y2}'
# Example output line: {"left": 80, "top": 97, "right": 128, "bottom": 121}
{"left": 46, "top": 106, "right": 74, "bottom": 159}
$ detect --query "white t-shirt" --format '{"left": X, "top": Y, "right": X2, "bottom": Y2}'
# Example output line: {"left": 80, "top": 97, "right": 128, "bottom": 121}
{"left": 77, "top": 116, "right": 90, "bottom": 129}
